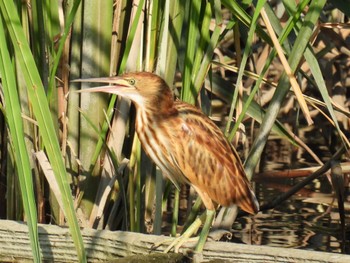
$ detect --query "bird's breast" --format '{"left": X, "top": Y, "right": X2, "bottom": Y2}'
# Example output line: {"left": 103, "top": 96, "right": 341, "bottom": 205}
{"left": 134, "top": 110, "right": 188, "bottom": 186}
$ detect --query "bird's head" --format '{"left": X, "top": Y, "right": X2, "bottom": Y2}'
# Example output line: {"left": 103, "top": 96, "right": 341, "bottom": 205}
{"left": 75, "top": 72, "right": 174, "bottom": 110}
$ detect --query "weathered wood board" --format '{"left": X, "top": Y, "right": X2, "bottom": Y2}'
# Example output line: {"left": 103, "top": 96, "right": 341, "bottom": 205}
{"left": 0, "top": 220, "right": 349, "bottom": 262}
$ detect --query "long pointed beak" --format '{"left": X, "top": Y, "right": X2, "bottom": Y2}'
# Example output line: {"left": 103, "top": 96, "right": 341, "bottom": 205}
{"left": 72, "top": 77, "right": 133, "bottom": 95}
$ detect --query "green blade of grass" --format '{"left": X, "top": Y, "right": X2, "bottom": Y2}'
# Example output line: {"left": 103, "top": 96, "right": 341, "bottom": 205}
{"left": 244, "top": 0, "right": 327, "bottom": 178}
{"left": 260, "top": 6, "right": 313, "bottom": 125}
{"left": 181, "top": 0, "right": 202, "bottom": 104}
{"left": 191, "top": 1, "right": 211, "bottom": 81}
{"left": 78, "top": 108, "right": 129, "bottom": 227}
{"left": 283, "top": 0, "right": 350, "bottom": 148}
{"left": 205, "top": 75, "right": 300, "bottom": 147}
{"left": 221, "top": 0, "right": 272, "bottom": 46}
{"left": 227, "top": 0, "right": 309, "bottom": 141}
{"left": 163, "top": 0, "right": 184, "bottom": 84}
{"left": 119, "top": 0, "right": 146, "bottom": 72}
{"left": 0, "top": 17, "right": 41, "bottom": 263}
{"left": 193, "top": 0, "right": 222, "bottom": 95}
{"left": 225, "top": 0, "right": 267, "bottom": 138}
{"left": 78, "top": 0, "right": 114, "bottom": 218}
{"left": 0, "top": 1, "right": 86, "bottom": 261}
{"left": 87, "top": 0, "right": 146, "bottom": 169}
{"left": 47, "top": 0, "right": 82, "bottom": 101}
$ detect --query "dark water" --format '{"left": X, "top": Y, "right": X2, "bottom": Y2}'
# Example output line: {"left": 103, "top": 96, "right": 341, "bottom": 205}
{"left": 231, "top": 138, "right": 350, "bottom": 255}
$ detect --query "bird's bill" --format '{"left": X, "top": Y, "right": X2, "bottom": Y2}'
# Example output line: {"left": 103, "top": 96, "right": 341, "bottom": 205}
{"left": 73, "top": 77, "right": 126, "bottom": 84}
{"left": 73, "top": 77, "right": 134, "bottom": 95}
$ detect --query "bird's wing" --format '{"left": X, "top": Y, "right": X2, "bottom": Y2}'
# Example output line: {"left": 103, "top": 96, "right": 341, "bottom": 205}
{"left": 168, "top": 101, "right": 258, "bottom": 214}
{"left": 160, "top": 155, "right": 186, "bottom": 190}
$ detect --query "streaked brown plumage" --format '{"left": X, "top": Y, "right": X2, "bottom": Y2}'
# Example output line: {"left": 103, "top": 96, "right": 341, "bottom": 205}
{"left": 77, "top": 71, "right": 259, "bottom": 250}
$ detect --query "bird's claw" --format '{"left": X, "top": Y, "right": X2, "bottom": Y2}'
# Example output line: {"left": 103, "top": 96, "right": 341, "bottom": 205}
{"left": 152, "top": 235, "right": 198, "bottom": 253}
{"left": 164, "top": 236, "right": 199, "bottom": 253}
{"left": 153, "top": 211, "right": 213, "bottom": 253}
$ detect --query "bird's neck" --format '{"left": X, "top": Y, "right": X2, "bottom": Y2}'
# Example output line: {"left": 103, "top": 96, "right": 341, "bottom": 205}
{"left": 138, "top": 93, "right": 176, "bottom": 117}
{"left": 134, "top": 96, "right": 177, "bottom": 131}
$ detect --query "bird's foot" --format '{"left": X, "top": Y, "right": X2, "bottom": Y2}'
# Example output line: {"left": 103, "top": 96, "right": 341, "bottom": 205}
{"left": 153, "top": 209, "right": 216, "bottom": 254}
{"left": 152, "top": 235, "right": 199, "bottom": 253}
{"left": 153, "top": 216, "right": 202, "bottom": 253}
{"left": 165, "top": 236, "right": 200, "bottom": 253}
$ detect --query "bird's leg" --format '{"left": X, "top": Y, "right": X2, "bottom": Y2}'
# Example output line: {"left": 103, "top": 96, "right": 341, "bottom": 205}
{"left": 162, "top": 209, "right": 215, "bottom": 253}
{"left": 162, "top": 212, "right": 206, "bottom": 253}
{"left": 195, "top": 209, "right": 216, "bottom": 252}
{"left": 181, "top": 196, "right": 202, "bottom": 232}
{"left": 152, "top": 198, "right": 203, "bottom": 252}
{"left": 155, "top": 190, "right": 217, "bottom": 253}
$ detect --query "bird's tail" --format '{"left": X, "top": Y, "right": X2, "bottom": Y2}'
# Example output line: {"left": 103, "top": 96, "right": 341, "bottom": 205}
{"left": 239, "top": 186, "right": 260, "bottom": 215}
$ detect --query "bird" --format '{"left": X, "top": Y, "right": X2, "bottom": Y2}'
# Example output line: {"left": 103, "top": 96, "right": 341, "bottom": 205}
{"left": 76, "top": 71, "right": 259, "bottom": 252}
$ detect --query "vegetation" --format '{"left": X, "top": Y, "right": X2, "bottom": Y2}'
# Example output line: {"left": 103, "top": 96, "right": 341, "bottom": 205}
{"left": 0, "top": 0, "right": 349, "bottom": 261}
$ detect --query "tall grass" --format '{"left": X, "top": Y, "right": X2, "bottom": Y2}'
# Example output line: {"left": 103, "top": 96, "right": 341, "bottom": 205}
{"left": 0, "top": 0, "right": 348, "bottom": 260}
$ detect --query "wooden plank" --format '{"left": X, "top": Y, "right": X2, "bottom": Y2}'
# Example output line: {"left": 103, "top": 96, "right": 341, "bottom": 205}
{"left": 0, "top": 220, "right": 349, "bottom": 262}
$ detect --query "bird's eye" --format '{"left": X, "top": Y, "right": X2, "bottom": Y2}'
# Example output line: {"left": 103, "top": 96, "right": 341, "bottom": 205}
{"left": 128, "top": 78, "right": 136, "bottom": 85}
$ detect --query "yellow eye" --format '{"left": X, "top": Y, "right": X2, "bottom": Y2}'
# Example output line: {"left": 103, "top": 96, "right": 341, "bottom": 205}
{"left": 128, "top": 78, "right": 136, "bottom": 85}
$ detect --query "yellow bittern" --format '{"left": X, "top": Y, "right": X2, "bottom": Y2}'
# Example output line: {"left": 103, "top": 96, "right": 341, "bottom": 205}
{"left": 77, "top": 72, "right": 259, "bottom": 252}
